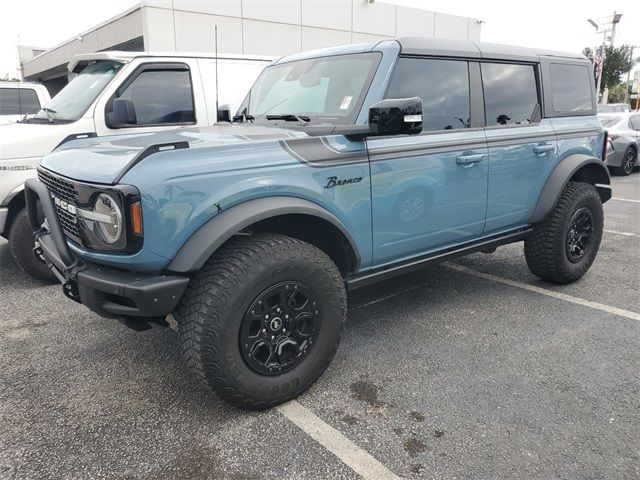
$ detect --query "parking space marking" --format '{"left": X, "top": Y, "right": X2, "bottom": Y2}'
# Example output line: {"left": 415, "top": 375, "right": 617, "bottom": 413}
{"left": 352, "top": 283, "right": 428, "bottom": 310}
{"left": 445, "top": 263, "right": 640, "bottom": 322}
{"left": 278, "top": 400, "right": 401, "bottom": 480}
{"left": 611, "top": 197, "right": 640, "bottom": 204}
{"left": 604, "top": 229, "right": 638, "bottom": 237}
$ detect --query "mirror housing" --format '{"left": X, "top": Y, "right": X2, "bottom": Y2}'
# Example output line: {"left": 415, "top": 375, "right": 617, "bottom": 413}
{"left": 338, "top": 97, "right": 423, "bottom": 140}
{"left": 107, "top": 98, "right": 137, "bottom": 128}
{"left": 217, "top": 104, "right": 231, "bottom": 123}
{"left": 368, "top": 97, "right": 422, "bottom": 136}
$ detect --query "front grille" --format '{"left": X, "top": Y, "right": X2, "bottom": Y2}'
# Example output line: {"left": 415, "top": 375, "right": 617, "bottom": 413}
{"left": 38, "top": 169, "right": 82, "bottom": 243}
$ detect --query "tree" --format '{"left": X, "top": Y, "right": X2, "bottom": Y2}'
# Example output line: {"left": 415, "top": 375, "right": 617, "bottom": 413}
{"left": 583, "top": 44, "right": 638, "bottom": 93}
{"left": 607, "top": 83, "right": 631, "bottom": 103}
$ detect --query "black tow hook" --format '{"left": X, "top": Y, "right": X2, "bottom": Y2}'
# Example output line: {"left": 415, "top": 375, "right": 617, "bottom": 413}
{"left": 33, "top": 244, "right": 46, "bottom": 263}
{"left": 63, "top": 282, "right": 81, "bottom": 303}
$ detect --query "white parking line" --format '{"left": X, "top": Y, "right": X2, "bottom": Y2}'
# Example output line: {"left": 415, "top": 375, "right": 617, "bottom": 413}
{"left": 611, "top": 197, "right": 640, "bottom": 204}
{"left": 604, "top": 229, "right": 638, "bottom": 237}
{"left": 445, "top": 263, "right": 640, "bottom": 322}
{"left": 278, "top": 400, "right": 401, "bottom": 480}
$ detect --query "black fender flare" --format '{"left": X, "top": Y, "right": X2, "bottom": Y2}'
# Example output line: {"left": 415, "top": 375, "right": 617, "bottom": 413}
{"left": 167, "top": 196, "right": 361, "bottom": 273}
{"left": 530, "top": 154, "right": 611, "bottom": 223}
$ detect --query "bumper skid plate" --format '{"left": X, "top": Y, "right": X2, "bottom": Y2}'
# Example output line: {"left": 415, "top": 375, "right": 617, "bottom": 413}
{"left": 24, "top": 178, "right": 189, "bottom": 328}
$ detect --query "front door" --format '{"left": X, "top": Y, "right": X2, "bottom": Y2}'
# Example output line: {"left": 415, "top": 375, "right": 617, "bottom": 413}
{"left": 368, "top": 57, "right": 488, "bottom": 267}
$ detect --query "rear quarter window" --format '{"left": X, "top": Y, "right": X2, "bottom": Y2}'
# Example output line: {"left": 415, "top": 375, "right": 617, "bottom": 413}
{"left": 550, "top": 63, "right": 593, "bottom": 113}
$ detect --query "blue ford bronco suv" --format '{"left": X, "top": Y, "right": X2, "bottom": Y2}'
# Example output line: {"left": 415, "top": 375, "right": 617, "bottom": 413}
{"left": 25, "top": 38, "right": 610, "bottom": 409}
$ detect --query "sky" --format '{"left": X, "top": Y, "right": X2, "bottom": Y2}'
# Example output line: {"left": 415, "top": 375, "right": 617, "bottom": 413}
{"left": 1, "top": 0, "right": 639, "bottom": 81}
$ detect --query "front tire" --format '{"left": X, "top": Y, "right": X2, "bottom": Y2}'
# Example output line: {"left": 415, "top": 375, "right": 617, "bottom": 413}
{"left": 8, "top": 208, "right": 56, "bottom": 282}
{"left": 176, "top": 234, "right": 347, "bottom": 409}
{"left": 525, "top": 182, "right": 603, "bottom": 284}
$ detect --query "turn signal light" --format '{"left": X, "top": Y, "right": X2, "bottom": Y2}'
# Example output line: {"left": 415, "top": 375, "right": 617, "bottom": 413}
{"left": 130, "top": 201, "right": 143, "bottom": 235}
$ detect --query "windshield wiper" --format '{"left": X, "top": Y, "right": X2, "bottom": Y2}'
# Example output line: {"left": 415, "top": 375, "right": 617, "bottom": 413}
{"left": 266, "top": 114, "right": 310, "bottom": 125}
{"left": 41, "top": 107, "right": 57, "bottom": 123}
{"left": 232, "top": 113, "right": 255, "bottom": 123}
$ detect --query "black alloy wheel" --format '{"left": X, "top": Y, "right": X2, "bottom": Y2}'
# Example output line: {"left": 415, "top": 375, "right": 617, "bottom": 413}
{"left": 565, "top": 207, "right": 594, "bottom": 263}
{"left": 240, "top": 281, "right": 321, "bottom": 376}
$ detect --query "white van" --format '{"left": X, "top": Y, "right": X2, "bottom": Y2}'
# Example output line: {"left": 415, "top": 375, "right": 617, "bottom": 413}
{"left": 0, "top": 51, "right": 272, "bottom": 280}
{"left": 0, "top": 82, "right": 51, "bottom": 125}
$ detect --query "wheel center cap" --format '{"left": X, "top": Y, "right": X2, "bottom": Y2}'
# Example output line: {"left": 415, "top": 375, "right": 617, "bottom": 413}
{"left": 270, "top": 317, "right": 282, "bottom": 331}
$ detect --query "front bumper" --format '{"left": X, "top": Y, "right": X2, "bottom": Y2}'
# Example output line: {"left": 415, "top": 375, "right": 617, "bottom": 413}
{"left": 24, "top": 178, "right": 189, "bottom": 323}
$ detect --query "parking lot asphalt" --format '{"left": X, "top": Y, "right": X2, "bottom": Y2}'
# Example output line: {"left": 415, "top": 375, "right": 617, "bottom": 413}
{"left": 1, "top": 175, "right": 639, "bottom": 479}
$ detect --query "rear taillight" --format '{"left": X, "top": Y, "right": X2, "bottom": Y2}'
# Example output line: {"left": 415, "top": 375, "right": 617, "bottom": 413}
{"left": 601, "top": 131, "right": 608, "bottom": 161}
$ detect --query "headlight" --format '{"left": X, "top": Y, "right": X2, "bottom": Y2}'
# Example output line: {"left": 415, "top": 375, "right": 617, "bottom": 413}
{"left": 93, "top": 193, "right": 122, "bottom": 244}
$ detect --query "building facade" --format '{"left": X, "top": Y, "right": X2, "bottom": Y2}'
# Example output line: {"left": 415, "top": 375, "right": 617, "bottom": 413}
{"left": 21, "top": 0, "right": 481, "bottom": 94}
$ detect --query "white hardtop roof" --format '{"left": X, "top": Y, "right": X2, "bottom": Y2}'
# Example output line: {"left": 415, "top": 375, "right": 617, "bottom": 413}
{"left": 0, "top": 81, "right": 47, "bottom": 88}
{"left": 68, "top": 51, "right": 275, "bottom": 72}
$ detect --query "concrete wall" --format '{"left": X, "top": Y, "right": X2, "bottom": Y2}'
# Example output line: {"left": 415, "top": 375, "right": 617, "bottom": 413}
{"left": 21, "top": 0, "right": 480, "bottom": 88}
{"left": 141, "top": 0, "right": 481, "bottom": 55}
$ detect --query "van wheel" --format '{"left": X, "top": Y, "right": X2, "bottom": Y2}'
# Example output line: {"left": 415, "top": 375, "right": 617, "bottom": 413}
{"left": 8, "top": 208, "right": 56, "bottom": 282}
{"left": 525, "top": 181, "right": 603, "bottom": 284}
{"left": 176, "top": 234, "right": 347, "bottom": 409}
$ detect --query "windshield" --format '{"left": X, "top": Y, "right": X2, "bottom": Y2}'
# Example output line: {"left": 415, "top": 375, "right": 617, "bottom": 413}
{"left": 599, "top": 116, "right": 622, "bottom": 127}
{"left": 31, "top": 60, "right": 123, "bottom": 122}
{"left": 237, "top": 53, "right": 381, "bottom": 125}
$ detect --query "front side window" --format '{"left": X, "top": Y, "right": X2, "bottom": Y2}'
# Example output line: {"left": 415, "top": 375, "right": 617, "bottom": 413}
{"left": 482, "top": 63, "right": 538, "bottom": 127}
{"left": 18, "top": 89, "right": 41, "bottom": 114}
{"left": 385, "top": 58, "right": 471, "bottom": 131}
{"left": 550, "top": 63, "right": 593, "bottom": 113}
{"left": 111, "top": 69, "right": 195, "bottom": 126}
{"left": 239, "top": 53, "right": 381, "bottom": 125}
{"left": 31, "top": 60, "right": 123, "bottom": 122}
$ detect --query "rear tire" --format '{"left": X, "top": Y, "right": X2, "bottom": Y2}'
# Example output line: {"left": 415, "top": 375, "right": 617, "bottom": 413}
{"left": 525, "top": 182, "right": 603, "bottom": 284}
{"left": 612, "top": 146, "right": 637, "bottom": 176}
{"left": 8, "top": 208, "right": 56, "bottom": 282}
{"left": 176, "top": 234, "right": 347, "bottom": 410}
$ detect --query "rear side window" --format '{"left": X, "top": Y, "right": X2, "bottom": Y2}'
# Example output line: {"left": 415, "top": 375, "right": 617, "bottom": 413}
{"left": 114, "top": 68, "right": 195, "bottom": 126}
{"left": 629, "top": 115, "right": 640, "bottom": 131}
{"left": 385, "top": 58, "right": 470, "bottom": 131}
{"left": 481, "top": 63, "right": 538, "bottom": 127}
{"left": 550, "top": 64, "right": 593, "bottom": 112}
{"left": 0, "top": 88, "right": 41, "bottom": 115}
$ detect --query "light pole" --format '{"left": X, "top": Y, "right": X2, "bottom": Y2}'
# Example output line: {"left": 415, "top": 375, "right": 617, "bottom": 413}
{"left": 587, "top": 12, "right": 622, "bottom": 105}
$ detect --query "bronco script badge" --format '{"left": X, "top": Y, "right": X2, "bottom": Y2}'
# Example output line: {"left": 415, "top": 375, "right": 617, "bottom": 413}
{"left": 324, "top": 176, "right": 364, "bottom": 189}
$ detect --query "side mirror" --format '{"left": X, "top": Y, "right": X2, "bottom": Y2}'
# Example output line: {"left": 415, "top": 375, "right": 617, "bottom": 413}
{"left": 217, "top": 104, "right": 231, "bottom": 123}
{"left": 369, "top": 97, "right": 423, "bottom": 136}
{"left": 107, "top": 98, "right": 137, "bottom": 128}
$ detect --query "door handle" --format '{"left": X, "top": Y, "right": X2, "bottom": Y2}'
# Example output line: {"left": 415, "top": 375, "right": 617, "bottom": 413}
{"left": 533, "top": 144, "right": 555, "bottom": 154}
{"left": 456, "top": 154, "right": 485, "bottom": 165}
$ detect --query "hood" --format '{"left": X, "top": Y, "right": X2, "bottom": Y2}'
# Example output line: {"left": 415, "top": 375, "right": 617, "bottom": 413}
{"left": 0, "top": 121, "right": 82, "bottom": 160}
{"left": 39, "top": 124, "right": 307, "bottom": 185}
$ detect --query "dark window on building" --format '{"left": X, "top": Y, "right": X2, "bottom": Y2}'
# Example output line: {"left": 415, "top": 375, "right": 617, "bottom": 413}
{"left": 116, "top": 69, "right": 195, "bottom": 126}
{"left": 481, "top": 63, "right": 538, "bottom": 127}
{"left": 550, "top": 63, "right": 593, "bottom": 112}
{"left": 385, "top": 58, "right": 470, "bottom": 131}
{"left": 0, "top": 88, "right": 41, "bottom": 115}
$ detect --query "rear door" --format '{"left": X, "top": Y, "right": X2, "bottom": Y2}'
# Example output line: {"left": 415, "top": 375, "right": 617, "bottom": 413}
{"left": 481, "top": 62, "right": 558, "bottom": 233}
{"left": 368, "top": 57, "right": 489, "bottom": 267}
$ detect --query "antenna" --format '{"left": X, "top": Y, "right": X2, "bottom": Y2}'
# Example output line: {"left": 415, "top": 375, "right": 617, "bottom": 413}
{"left": 214, "top": 25, "right": 219, "bottom": 122}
